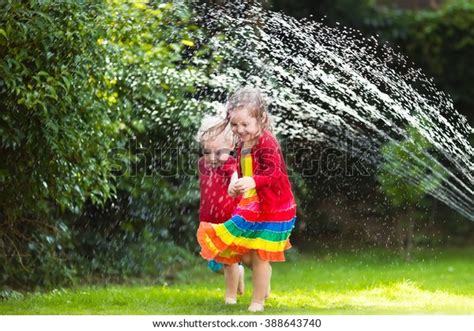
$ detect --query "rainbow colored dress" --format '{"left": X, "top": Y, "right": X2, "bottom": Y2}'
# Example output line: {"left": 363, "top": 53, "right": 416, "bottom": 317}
{"left": 197, "top": 147, "right": 296, "bottom": 264}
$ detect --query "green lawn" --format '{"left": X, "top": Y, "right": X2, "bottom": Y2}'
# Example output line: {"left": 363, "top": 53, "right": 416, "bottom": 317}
{"left": 1, "top": 247, "right": 473, "bottom": 314}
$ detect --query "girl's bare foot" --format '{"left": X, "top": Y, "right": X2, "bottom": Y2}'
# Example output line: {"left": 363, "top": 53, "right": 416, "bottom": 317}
{"left": 248, "top": 301, "right": 264, "bottom": 312}
{"left": 224, "top": 297, "right": 237, "bottom": 305}
{"left": 237, "top": 265, "right": 245, "bottom": 295}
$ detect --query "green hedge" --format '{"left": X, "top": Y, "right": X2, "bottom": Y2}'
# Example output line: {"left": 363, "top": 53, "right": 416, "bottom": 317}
{"left": 0, "top": 0, "right": 213, "bottom": 290}
{"left": 0, "top": 0, "right": 119, "bottom": 289}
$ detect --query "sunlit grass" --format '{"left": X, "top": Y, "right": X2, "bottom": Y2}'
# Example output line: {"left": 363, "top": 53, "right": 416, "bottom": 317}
{"left": 274, "top": 280, "right": 474, "bottom": 314}
{"left": 1, "top": 247, "right": 473, "bottom": 314}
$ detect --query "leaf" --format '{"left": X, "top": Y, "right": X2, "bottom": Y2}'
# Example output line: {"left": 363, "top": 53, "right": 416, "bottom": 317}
{"left": 181, "top": 39, "right": 194, "bottom": 47}
{"left": 0, "top": 28, "right": 7, "bottom": 40}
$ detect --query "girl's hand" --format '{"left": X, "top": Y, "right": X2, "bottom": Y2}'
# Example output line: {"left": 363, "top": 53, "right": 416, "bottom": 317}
{"left": 228, "top": 182, "right": 240, "bottom": 198}
{"left": 235, "top": 177, "right": 256, "bottom": 193}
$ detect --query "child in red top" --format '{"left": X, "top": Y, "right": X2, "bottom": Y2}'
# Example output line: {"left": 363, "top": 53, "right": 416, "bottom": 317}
{"left": 197, "top": 88, "right": 297, "bottom": 312}
{"left": 198, "top": 153, "right": 236, "bottom": 224}
{"left": 196, "top": 114, "right": 244, "bottom": 303}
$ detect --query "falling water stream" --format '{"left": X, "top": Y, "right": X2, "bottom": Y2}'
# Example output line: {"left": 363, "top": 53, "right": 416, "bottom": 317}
{"left": 194, "top": 1, "right": 473, "bottom": 221}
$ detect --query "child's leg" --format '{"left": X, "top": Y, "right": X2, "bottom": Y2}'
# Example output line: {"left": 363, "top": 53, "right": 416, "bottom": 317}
{"left": 249, "top": 250, "right": 271, "bottom": 311}
{"left": 223, "top": 264, "right": 240, "bottom": 304}
{"left": 241, "top": 253, "right": 252, "bottom": 268}
{"left": 237, "top": 264, "right": 245, "bottom": 295}
{"left": 265, "top": 264, "right": 272, "bottom": 299}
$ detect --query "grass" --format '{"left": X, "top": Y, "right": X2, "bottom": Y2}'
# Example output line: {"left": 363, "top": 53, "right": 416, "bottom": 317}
{"left": 1, "top": 247, "right": 473, "bottom": 314}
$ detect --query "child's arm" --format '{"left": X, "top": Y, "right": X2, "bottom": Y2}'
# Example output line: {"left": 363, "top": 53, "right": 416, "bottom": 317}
{"left": 252, "top": 137, "right": 283, "bottom": 188}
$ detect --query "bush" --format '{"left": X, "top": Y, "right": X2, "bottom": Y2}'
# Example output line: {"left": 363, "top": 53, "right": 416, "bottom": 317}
{"left": 0, "top": 0, "right": 121, "bottom": 289}
{"left": 0, "top": 0, "right": 213, "bottom": 290}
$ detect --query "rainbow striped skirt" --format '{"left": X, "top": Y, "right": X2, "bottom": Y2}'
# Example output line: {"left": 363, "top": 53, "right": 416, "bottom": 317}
{"left": 197, "top": 194, "right": 296, "bottom": 264}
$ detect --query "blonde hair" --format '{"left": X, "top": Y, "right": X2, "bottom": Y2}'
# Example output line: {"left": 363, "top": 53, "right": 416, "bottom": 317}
{"left": 196, "top": 114, "right": 233, "bottom": 146}
{"left": 226, "top": 86, "right": 272, "bottom": 132}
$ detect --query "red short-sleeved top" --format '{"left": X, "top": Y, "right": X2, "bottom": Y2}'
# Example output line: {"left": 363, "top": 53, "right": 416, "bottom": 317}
{"left": 198, "top": 157, "right": 238, "bottom": 223}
